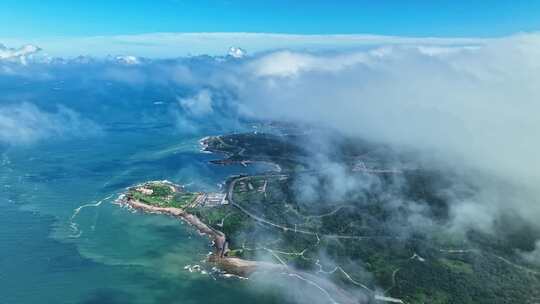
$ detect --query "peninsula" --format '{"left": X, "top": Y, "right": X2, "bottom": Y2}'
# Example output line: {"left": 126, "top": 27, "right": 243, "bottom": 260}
{"left": 120, "top": 180, "right": 285, "bottom": 278}
{"left": 119, "top": 132, "right": 540, "bottom": 304}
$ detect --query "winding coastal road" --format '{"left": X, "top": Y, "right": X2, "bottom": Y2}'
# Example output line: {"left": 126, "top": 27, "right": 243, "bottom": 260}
{"left": 226, "top": 175, "right": 399, "bottom": 241}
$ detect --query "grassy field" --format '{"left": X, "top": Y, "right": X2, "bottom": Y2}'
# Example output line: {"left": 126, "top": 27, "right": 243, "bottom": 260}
{"left": 128, "top": 182, "right": 198, "bottom": 208}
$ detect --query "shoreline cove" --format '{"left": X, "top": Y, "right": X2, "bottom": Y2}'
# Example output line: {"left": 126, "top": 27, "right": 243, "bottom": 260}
{"left": 116, "top": 136, "right": 287, "bottom": 278}
{"left": 118, "top": 190, "right": 286, "bottom": 278}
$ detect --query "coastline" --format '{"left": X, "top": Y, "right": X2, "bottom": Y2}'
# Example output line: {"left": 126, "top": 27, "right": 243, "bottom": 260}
{"left": 115, "top": 135, "right": 287, "bottom": 278}
{"left": 200, "top": 135, "right": 283, "bottom": 172}
{"left": 120, "top": 195, "right": 285, "bottom": 277}
{"left": 115, "top": 135, "right": 361, "bottom": 303}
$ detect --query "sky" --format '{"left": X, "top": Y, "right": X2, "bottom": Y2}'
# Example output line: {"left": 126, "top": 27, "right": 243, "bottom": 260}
{"left": 2, "top": 1, "right": 539, "bottom": 57}
{"left": 1, "top": 0, "right": 540, "bottom": 39}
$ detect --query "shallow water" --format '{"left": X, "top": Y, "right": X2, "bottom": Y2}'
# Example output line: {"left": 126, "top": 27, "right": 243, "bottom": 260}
{"left": 0, "top": 122, "right": 286, "bottom": 304}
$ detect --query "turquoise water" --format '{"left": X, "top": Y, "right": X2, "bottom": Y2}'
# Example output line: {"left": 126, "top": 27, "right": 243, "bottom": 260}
{"left": 0, "top": 122, "right": 286, "bottom": 304}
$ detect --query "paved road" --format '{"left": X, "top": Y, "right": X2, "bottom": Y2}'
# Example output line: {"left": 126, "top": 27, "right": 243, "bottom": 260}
{"left": 226, "top": 175, "right": 398, "bottom": 241}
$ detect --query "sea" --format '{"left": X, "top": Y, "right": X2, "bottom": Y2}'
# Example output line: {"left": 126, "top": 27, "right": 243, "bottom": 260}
{"left": 0, "top": 96, "right": 287, "bottom": 304}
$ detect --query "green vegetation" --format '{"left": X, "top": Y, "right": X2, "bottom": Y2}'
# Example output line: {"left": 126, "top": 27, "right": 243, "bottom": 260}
{"left": 226, "top": 173, "right": 540, "bottom": 303}
{"left": 439, "top": 258, "right": 474, "bottom": 275}
{"left": 197, "top": 132, "right": 540, "bottom": 303}
{"left": 127, "top": 182, "right": 198, "bottom": 208}
{"left": 203, "top": 133, "right": 307, "bottom": 171}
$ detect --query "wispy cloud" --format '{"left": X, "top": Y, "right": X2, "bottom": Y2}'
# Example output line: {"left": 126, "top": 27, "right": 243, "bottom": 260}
{"left": 177, "top": 89, "right": 214, "bottom": 116}
{"left": 0, "top": 43, "right": 41, "bottom": 64}
{"left": 0, "top": 103, "right": 101, "bottom": 145}
{"left": 234, "top": 34, "right": 540, "bottom": 234}
{"left": 520, "top": 240, "right": 540, "bottom": 266}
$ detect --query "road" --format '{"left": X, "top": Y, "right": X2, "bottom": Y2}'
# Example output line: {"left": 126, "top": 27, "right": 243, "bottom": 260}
{"left": 226, "top": 175, "right": 399, "bottom": 241}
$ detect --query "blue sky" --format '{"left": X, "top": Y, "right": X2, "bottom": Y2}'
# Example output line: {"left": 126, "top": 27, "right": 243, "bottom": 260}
{"left": 1, "top": 0, "right": 540, "bottom": 38}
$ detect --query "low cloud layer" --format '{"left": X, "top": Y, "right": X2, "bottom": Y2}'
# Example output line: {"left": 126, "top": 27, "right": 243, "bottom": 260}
{"left": 178, "top": 89, "right": 214, "bottom": 117}
{"left": 0, "top": 32, "right": 485, "bottom": 58}
{"left": 0, "top": 43, "right": 41, "bottom": 64}
{"left": 0, "top": 103, "right": 101, "bottom": 145}
{"left": 234, "top": 34, "right": 540, "bottom": 234}
{"left": 521, "top": 241, "right": 540, "bottom": 266}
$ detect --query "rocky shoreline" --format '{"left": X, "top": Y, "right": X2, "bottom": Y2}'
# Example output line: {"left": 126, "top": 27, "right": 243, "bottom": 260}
{"left": 121, "top": 194, "right": 285, "bottom": 277}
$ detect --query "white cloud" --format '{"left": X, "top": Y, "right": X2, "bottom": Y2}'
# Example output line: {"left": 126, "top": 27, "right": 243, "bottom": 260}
{"left": 0, "top": 103, "right": 101, "bottom": 145}
{"left": 248, "top": 50, "right": 373, "bottom": 77}
{"left": 227, "top": 47, "right": 247, "bottom": 59}
{"left": 231, "top": 34, "right": 540, "bottom": 232}
{"left": 177, "top": 90, "right": 214, "bottom": 116}
{"left": 520, "top": 241, "right": 540, "bottom": 266}
{"left": 0, "top": 43, "right": 41, "bottom": 64}
{"left": 239, "top": 35, "right": 540, "bottom": 188}
{"left": 115, "top": 55, "right": 141, "bottom": 65}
